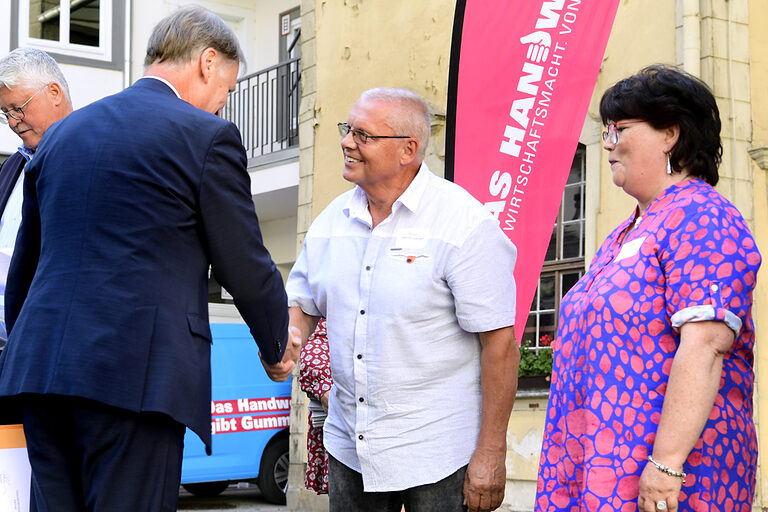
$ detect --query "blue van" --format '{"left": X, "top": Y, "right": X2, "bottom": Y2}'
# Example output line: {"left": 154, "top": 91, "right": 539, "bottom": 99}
{"left": 180, "top": 323, "right": 291, "bottom": 504}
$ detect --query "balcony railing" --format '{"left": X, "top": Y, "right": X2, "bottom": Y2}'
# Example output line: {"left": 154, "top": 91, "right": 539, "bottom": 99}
{"left": 223, "top": 57, "right": 301, "bottom": 161}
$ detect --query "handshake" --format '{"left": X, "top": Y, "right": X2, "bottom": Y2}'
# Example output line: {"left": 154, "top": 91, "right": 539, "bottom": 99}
{"left": 260, "top": 325, "right": 304, "bottom": 382}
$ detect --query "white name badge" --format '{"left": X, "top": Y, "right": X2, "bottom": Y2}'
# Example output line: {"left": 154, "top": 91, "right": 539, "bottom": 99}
{"left": 393, "top": 230, "right": 427, "bottom": 250}
{"left": 615, "top": 236, "right": 646, "bottom": 262}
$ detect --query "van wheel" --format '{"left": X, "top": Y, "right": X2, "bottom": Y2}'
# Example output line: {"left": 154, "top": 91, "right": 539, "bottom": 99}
{"left": 258, "top": 437, "right": 289, "bottom": 504}
{"left": 182, "top": 481, "right": 229, "bottom": 497}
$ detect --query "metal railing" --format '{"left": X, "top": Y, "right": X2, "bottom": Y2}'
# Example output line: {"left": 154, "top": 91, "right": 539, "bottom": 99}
{"left": 223, "top": 57, "right": 301, "bottom": 160}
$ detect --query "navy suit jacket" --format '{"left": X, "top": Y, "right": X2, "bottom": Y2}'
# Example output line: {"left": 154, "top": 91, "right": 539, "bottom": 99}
{"left": 0, "top": 78, "right": 288, "bottom": 447}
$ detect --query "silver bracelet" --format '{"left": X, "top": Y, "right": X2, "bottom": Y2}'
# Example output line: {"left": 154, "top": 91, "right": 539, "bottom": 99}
{"left": 647, "top": 455, "right": 686, "bottom": 484}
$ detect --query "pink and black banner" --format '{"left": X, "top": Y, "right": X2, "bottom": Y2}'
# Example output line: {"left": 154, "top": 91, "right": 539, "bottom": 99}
{"left": 446, "top": 0, "right": 620, "bottom": 341}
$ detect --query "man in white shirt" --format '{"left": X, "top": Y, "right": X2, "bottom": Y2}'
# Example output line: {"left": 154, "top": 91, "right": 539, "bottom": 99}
{"left": 0, "top": 48, "right": 73, "bottom": 345}
{"left": 271, "top": 88, "right": 520, "bottom": 512}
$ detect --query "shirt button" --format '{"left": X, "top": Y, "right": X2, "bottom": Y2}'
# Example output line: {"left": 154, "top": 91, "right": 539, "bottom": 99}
{"left": 358, "top": 434, "right": 364, "bottom": 440}
{"left": 356, "top": 354, "right": 363, "bottom": 359}
{"left": 365, "top": 265, "right": 371, "bottom": 271}
{"left": 360, "top": 310, "right": 366, "bottom": 315}
{"left": 711, "top": 284, "right": 719, "bottom": 292}
{"left": 358, "top": 397, "right": 364, "bottom": 402}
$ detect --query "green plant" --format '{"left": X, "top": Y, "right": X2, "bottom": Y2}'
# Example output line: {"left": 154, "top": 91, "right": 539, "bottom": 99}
{"left": 519, "top": 335, "right": 554, "bottom": 377}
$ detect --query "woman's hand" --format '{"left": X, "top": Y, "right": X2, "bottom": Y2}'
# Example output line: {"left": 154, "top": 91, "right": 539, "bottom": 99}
{"left": 637, "top": 461, "right": 682, "bottom": 512}
{"left": 320, "top": 390, "right": 330, "bottom": 413}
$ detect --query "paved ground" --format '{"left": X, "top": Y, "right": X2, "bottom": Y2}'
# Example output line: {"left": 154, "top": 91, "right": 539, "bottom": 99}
{"left": 177, "top": 485, "right": 288, "bottom": 512}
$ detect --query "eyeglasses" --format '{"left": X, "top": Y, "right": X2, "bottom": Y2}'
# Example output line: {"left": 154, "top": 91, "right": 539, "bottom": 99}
{"left": 601, "top": 120, "right": 643, "bottom": 145}
{"left": 338, "top": 122, "right": 410, "bottom": 145}
{"left": 0, "top": 85, "right": 48, "bottom": 125}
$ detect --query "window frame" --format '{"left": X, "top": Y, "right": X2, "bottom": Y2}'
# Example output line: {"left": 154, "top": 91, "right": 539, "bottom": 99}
{"left": 523, "top": 144, "right": 587, "bottom": 352}
{"left": 11, "top": 0, "right": 125, "bottom": 70}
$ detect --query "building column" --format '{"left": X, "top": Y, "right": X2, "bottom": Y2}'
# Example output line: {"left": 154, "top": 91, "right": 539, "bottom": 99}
{"left": 686, "top": 1, "right": 766, "bottom": 509}
{"left": 286, "top": 1, "right": 329, "bottom": 511}
{"left": 751, "top": 141, "right": 768, "bottom": 509}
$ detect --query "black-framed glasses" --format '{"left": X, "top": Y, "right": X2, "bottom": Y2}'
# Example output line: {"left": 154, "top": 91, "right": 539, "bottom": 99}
{"left": 0, "top": 85, "right": 47, "bottom": 125}
{"left": 337, "top": 122, "right": 410, "bottom": 145}
{"left": 601, "top": 120, "right": 643, "bottom": 145}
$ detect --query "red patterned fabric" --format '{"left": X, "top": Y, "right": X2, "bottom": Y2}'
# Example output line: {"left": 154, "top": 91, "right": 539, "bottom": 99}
{"left": 299, "top": 319, "right": 332, "bottom": 494}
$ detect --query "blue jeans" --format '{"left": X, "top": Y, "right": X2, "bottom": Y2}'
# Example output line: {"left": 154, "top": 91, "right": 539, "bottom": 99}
{"left": 328, "top": 454, "right": 468, "bottom": 512}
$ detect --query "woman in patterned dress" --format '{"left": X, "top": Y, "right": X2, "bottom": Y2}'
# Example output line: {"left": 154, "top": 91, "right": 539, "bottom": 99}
{"left": 299, "top": 319, "right": 332, "bottom": 494}
{"left": 536, "top": 65, "right": 761, "bottom": 512}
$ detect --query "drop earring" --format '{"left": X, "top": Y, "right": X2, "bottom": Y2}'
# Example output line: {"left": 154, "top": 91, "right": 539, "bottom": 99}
{"left": 666, "top": 153, "right": 672, "bottom": 175}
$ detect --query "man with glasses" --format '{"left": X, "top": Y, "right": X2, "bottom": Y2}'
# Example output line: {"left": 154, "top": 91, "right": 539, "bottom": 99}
{"left": 0, "top": 48, "right": 73, "bottom": 347}
{"left": 272, "top": 88, "right": 520, "bottom": 512}
{"left": 0, "top": 7, "right": 288, "bottom": 512}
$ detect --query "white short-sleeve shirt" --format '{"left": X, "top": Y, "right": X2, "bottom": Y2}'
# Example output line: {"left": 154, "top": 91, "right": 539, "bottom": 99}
{"left": 286, "top": 163, "right": 517, "bottom": 491}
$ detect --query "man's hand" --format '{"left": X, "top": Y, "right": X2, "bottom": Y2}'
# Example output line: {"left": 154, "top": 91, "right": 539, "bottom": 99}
{"left": 463, "top": 326, "right": 518, "bottom": 512}
{"left": 261, "top": 326, "right": 302, "bottom": 381}
{"left": 463, "top": 448, "right": 506, "bottom": 512}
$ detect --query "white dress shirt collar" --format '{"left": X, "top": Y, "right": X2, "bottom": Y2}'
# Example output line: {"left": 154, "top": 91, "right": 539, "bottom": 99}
{"left": 343, "top": 162, "right": 429, "bottom": 225}
{"left": 140, "top": 76, "right": 182, "bottom": 99}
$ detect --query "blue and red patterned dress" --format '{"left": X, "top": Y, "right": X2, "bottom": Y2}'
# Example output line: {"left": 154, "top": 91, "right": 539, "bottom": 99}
{"left": 536, "top": 179, "right": 761, "bottom": 511}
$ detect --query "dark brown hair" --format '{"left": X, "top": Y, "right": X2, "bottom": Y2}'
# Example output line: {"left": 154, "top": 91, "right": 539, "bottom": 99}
{"left": 600, "top": 64, "right": 721, "bottom": 186}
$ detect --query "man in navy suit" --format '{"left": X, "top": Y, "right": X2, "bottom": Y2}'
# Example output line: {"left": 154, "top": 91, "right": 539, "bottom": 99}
{"left": 0, "top": 6, "right": 289, "bottom": 511}
{"left": 0, "top": 48, "right": 73, "bottom": 347}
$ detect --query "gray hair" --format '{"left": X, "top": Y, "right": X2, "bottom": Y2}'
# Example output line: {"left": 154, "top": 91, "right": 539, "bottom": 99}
{"left": 145, "top": 5, "right": 246, "bottom": 70}
{"left": 0, "top": 47, "right": 71, "bottom": 103}
{"left": 358, "top": 87, "right": 431, "bottom": 158}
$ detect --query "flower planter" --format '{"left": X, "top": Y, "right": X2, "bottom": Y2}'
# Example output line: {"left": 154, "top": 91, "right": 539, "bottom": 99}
{"left": 517, "top": 375, "right": 551, "bottom": 390}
